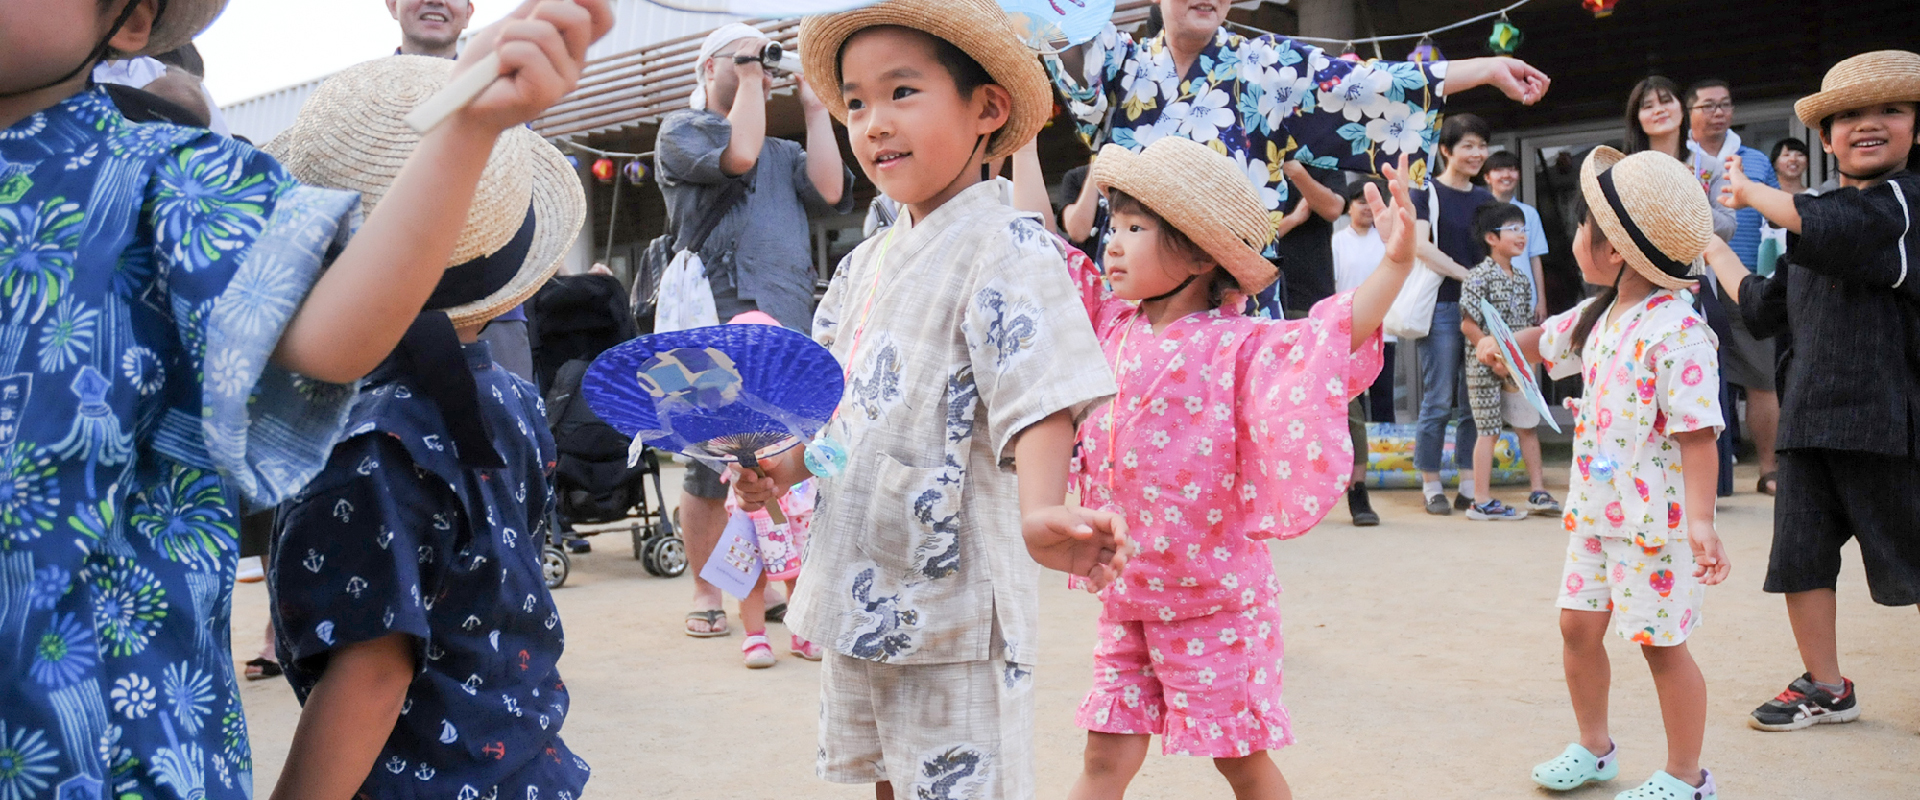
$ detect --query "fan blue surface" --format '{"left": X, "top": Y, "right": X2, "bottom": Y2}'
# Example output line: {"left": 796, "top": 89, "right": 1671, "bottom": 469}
{"left": 584, "top": 324, "right": 845, "bottom": 465}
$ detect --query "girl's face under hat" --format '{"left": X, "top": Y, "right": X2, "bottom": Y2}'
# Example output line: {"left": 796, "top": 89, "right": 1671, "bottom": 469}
{"left": 837, "top": 26, "right": 1010, "bottom": 211}
{"left": 1103, "top": 206, "right": 1214, "bottom": 303}
{"left": 0, "top": 0, "right": 146, "bottom": 102}
{"left": 1820, "top": 102, "right": 1918, "bottom": 178}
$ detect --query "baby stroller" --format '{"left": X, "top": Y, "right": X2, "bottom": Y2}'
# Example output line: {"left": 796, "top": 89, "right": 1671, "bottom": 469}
{"left": 528, "top": 274, "right": 685, "bottom": 587}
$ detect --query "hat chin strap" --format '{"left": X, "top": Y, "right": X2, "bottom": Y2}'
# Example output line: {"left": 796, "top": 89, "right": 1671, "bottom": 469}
{"left": 0, "top": 0, "right": 157, "bottom": 100}
{"left": 1141, "top": 274, "right": 1199, "bottom": 304}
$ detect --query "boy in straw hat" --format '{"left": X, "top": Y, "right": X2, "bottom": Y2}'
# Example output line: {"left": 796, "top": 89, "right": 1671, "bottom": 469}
{"left": 0, "top": 0, "right": 609, "bottom": 797}
{"left": 1480, "top": 148, "right": 1731, "bottom": 799}
{"left": 729, "top": 1, "right": 1131, "bottom": 796}
{"left": 1705, "top": 49, "right": 1920, "bottom": 734}
{"left": 260, "top": 56, "right": 590, "bottom": 800}
{"left": 1060, "top": 136, "right": 1419, "bottom": 798}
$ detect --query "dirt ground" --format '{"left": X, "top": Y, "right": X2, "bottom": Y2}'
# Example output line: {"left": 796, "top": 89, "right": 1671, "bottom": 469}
{"left": 230, "top": 464, "right": 1919, "bottom": 799}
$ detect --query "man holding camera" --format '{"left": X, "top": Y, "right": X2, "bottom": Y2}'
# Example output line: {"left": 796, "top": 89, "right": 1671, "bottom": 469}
{"left": 655, "top": 23, "right": 852, "bottom": 638}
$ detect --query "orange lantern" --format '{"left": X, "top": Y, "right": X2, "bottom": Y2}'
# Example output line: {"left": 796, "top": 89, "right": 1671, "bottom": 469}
{"left": 591, "top": 157, "right": 615, "bottom": 183}
{"left": 1582, "top": 0, "right": 1619, "bottom": 17}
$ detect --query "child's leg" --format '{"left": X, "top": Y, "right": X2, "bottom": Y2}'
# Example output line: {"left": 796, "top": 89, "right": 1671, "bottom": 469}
{"left": 1642, "top": 642, "right": 1708, "bottom": 785}
{"left": 1785, "top": 589, "right": 1844, "bottom": 685}
{"left": 1472, "top": 433, "right": 1497, "bottom": 504}
{"left": 1067, "top": 732, "right": 1151, "bottom": 800}
{"left": 740, "top": 574, "right": 768, "bottom": 635}
{"left": 1560, "top": 609, "right": 1614, "bottom": 755}
{"left": 1517, "top": 427, "right": 1546, "bottom": 492}
{"left": 1213, "top": 752, "right": 1290, "bottom": 800}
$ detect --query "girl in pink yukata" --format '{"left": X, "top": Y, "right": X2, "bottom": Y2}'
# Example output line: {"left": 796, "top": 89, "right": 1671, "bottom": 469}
{"left": 1064, "top": 137, "right": 1420, "bottom": 800}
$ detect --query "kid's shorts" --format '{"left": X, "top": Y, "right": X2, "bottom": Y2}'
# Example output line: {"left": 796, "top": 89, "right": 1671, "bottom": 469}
{"left": 1765, "top": 448, "right": 1920, "bottom": 606}
{"left": 1468, "top": 372, "right": 1540, "bottom": 434}
{"left": 816, "top": 647, "right": 1034, "bottom": 799}
{"left": 1076, "top": 603, "right": 1293, "bottom": 758}
{"left": 1558, "top": 532, "right": 1704, "bottom": 646}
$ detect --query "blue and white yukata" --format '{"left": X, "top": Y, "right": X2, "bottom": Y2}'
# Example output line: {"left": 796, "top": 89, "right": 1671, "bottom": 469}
{"left": 269, "top": 341, "right": 587, "bottom": 800}
{"left": 0, "top": 87, "right": 359, "bottom": 799}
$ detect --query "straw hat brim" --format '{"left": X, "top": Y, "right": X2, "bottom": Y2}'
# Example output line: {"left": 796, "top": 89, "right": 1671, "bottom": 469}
{"left": 799, "top": 0, "right": 1052, "bottom": 162}
{"left": 1794, "top": 50, "right": 1920, "bottom": 130}
{"left": 445, "top": 132, "right": 586, "bottom": 329}
{"left": 139, "top": 0, "right": 228, "bottom": 57}
{"left": 1578, "top": 146, "right": 1711, "bottom": 292}
{"left": 1090, "top": 142, "right": 1277, "bottom": 296}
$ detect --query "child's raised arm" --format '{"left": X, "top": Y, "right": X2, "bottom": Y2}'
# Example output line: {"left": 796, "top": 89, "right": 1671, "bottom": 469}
{"left": 271, "top": 0, "right": 614, "bottom": 384}
{"left": 1719, "top": 153, "right": 1802, "bottom": 234}
{"left": 1348, "top": 154, "right": 1419, "bottom": 350}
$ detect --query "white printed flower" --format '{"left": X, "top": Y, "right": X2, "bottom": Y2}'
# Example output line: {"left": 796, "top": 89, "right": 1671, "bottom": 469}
{"left": 1288, "top": 419, "right": 1307, "bottom": 440}
{"left": 1142, "top": 485, "right": 1162, "bottom": 502}
{"left": 1260, "top": 514, "right": 1277, "bottom": 528}
{"left": 1327, "top": 377, "right": 1345, "bottom": 396}
{"left": 1150, "top": 430, "right": 1172, "bottom": 448}
{"left": 1289, "top": 346, "right": 1306, "bottom": 364}
{"left": 1139, "top": 509, "right": 1154, "bottom": 526}
{"left": 1094, "top": 708, "right": 1111, "bottom": 725}
{"left": 1160, "top": 338, "right": 1180, "bottom": 353}
{"left": 1170, "top": 691, "right": 1190, "bottom": 709}
{"left": 1258, "top": 621, "right": 1273, "bottom": 639}
{"left": 1207, "top": 509, "right": 1224, "bottom": 525}
{"left": 1147, "top": 578, "right": 1165, "bottom": 592}
{"left": 1199, "top": 364, "right": 1214, "bottom": 383}
{"left": 1303, "top": 496, "right": 1320, "bottom": 516}
{"left": 1123, "top": 685, "right": 1142, "bottom": 707}
{"left": 1180, "top": 577, "right": 1200, "bottom": 587}
{"left": 1166, "top": 88, "right": 1235, "bottom": 143}
{"left": 1157, "top": 606, "right": 1175, "bottom": 622}
{"left": 1221, "top": 573, "right": 1240, "bottom": 589}
{"left": 1183, "top": 483, "right": 1202, "bottom": 500}
{"left": 1213, "top": 546, "right": 1232, "bottom": 561}
{"left": 1231, "top": 150, "right": 1282, "bottom": 211}
{"left": 207, "top": 349, "right": 251, "bottom": 398}
{"left": 1149, "top": 397, "right": 1169, "bottom": 416}
{"left": 1319, "top": 65, "right": 1392, "bottom": 121}
{"left": 1168, "top": 353, "right": 1186, "bottom": 370}
{"left": 1110, "top": 625, "right": 1129, "bottom": 641}
{"left": 1217, "top": 372, "right": 1235, "bottom": 390}
{"left": 1163, "top": 507, "right": 1182, "bottom": 524}
{"left": 1213, "top": 402, "right": 1233, "bottom": 421}
{"left": 1254, "top": 667, "right": 1270, "bottom": 685}
{"left": 1103, "top": 667, "right": 1120, "bottom": 684}
{"left": 1153, "top": 535, "right": 1171, "bottom": 553}
{"left": 1240, "top": 482, "right": 1259, "bottom": 501}
{"left": 1366, "top": 101, "right": 1431, "bottom": 156}
{"left": 1197, "top": 438, "right": 1214, "bottom": 456}
{"left": 1261, "top": 65, "right": 1314, "bottom": 132}
{"left": 1306, "top": 442, "right": 1323, "bottom": 461}
{"left": 1275, "top": 461, "right": 1292, "bottom": 480}
{"left": 1289, "top": 386, "right": 1307, "bottom": 405}
{"left": 1198, "top": 667, "right": 1218, "bottom": 686}
{"left": 1242, "top": 588, "right": 1258, "bottom": 605}
{"left": 1123, "top": 451, "right": 1139, "bottom": 468}
{"left": 1218, "top": 627, "right": 1239, "bottom": 646}
{"left": 1208, "top": 722, "right": 1224, "bottom": 739}
{"left": 111, "top": 674, "right": 156, "bottom": 719}
{"left": 1186, "top": 639, "right": 1206, "bottom": 656}
{"left": 1185, "top": 396, "right": 1205, "bottom": 414}
{"left": 1186, "top": 543, "right": 1202, "bottom": 561}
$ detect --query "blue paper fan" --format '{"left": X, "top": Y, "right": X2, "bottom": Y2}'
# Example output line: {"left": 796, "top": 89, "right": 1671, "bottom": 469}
{"left": 583, "top": 324, "right": 845, "bottom": 467}
{"left": 1000, "top": 0, "right": 1116, "bottom": 50}
{"left": 1478, "top": 299, "right": 1562, "bottom": 433}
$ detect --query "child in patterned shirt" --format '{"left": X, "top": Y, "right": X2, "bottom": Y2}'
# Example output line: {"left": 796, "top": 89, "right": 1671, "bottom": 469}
{"left": 1063, "top": 136, "right": 1418, "bottom": 799}
{"left": 1459, "top": 202, "right": 1559, "bottom": 521}
{"left": 1484, "top": 148, "right": 1731, "bottom": 800}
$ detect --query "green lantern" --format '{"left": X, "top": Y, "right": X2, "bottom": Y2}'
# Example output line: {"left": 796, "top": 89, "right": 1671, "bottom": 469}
{"left": 1487, "top": 14, "right": 1523, "bottom": 55}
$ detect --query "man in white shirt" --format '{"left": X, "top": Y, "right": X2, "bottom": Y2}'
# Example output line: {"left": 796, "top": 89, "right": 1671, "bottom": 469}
{"left": 1331, "top": 180, "right": 1391, "bottom": 526}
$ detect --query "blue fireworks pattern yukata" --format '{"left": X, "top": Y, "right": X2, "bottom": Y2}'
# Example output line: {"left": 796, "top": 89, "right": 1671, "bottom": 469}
{"left": 0, "top": 88, "right": 359, "bottom": 799}
{"left": 269, "top": 342, "right": 588, "bottom": 800}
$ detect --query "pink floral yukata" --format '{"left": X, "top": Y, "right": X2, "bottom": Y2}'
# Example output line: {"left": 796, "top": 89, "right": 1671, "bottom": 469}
{"left": 1539, "top": 290, "right": 1723, "bottom": 646}
{"left": 1064, "top": 247, "right": 1381, "bottom": 756}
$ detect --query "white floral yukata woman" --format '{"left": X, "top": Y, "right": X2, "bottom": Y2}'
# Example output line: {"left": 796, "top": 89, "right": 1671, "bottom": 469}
{"left": 0, "top": 88, "right": 358, "bottom": 799}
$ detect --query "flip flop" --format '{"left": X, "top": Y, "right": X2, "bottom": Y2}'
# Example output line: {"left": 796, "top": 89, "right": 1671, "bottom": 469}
{"left": 244, "top": 658, "right": 282, "bottom": 681}
{"left": 685, "top": 609, "right": 729, "bottom": 638}
{"left": 764, "top": 602, "right": 788, "bottom": 623}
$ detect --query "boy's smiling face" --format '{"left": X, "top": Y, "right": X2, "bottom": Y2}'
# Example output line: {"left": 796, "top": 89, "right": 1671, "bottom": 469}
{"left": 1820, "top": 102, "right": 1918, "bottom": 179}
{"left": 837, "top": 26, "right": 1010, "bottom": 217}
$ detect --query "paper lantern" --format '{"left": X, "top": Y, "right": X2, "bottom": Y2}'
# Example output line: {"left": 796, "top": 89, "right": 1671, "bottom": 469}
{"left": 565, "top": 155, "right": 580, "bottom": 169}
{"left": 623, "top": 160, "right": 650, "bottom": 184}
{"left": 591, "top": 157, "right": 615, "bottom": 183}
{"left": 1582, "top": 0, "right": 1619, "bottom": 17}
{"left": 1408, "top": 36, "right": 1443, "bottom": 64}
{"left": 1487, "top": 16, "right": 1523, "bottom": 55}
{"left": 1337, "top": 42, "right": 1362, "bottom": 62}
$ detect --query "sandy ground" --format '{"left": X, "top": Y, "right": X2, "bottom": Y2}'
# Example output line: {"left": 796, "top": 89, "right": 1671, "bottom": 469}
{"left": 230, "top": 463, "right": 1919, "bottom": 799}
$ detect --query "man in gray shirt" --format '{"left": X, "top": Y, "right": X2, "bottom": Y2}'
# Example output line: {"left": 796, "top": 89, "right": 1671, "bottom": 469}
{"left": 656, "top": 23, "right": 852, "bottom": 639}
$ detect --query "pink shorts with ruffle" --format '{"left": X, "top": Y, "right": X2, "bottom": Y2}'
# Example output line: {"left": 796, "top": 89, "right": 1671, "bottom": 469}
{"left": 1076, "top": 602, "right": 1292, "bottom": 757}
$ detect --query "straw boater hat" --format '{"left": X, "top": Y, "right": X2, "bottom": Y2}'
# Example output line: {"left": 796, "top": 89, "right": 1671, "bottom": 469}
{"left": 798, "top": 0, "right": 1052, "bottom": 162}
{"left": 1577, "top": 146, "right": 1714, "bottom": 292}
{"left": 1794, "top": 50, "right": 1920, "bottom": 130}
{"left": 267, "top": 56, "right": 586, "bottom": 329}
{"left": 1088, "top": 138, "right": 1279, "bottom": 295}
{"left": 139, "top": 0, "right": 229, "bottom": 57}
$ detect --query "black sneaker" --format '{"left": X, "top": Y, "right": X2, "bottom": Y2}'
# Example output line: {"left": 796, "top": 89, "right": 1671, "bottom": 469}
{"left": 1749, "top": 674, "right": 1860, "bottom": 731}
{"left": 1454, "top": 492, "right": 1474, "bottom": 511}
{"left": 1348, "top": 485, "right": 1380, "bottom": 527}
{"left": 1424, "top": 494, "right": 1452, "bottom": 516}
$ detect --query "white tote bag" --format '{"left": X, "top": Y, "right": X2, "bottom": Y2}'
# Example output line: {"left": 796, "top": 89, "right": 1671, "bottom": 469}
{"left": 653, "top": 249, "right": 720, "bottom": 333}
{"left": 1381, "top": 183, "right": 1446, "bottom": 339}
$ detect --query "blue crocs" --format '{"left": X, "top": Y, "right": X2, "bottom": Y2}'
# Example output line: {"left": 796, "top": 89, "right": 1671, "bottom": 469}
{"left": 1532, "top": 741, "right": 1619, "bottom": 791}
{"left": 1616, "top": 769, "right": 1716, "bottom": 800}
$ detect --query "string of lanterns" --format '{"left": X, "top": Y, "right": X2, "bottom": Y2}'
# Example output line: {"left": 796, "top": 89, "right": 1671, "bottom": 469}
{"left": 1228, "top": 0, "right": 1625, "bottom": 62}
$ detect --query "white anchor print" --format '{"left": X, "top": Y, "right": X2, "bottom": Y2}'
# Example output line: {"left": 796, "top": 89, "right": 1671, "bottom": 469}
{"left": 461, "top": 674, "right": 483, "bottom": 695}
{"left": 333, "top": 499, "right": 353, "bottom": 522}
{"left": 385, "top": 757, "right": 408, "bottom": 774}
{"left": 383, "top": 608, "right": 395, "bottom": 629}
{"left": 355, "top": 456, "right": 378, "bottom": 476}
{"left": 376, "top": 528, "right": 394, "bottom": 549}
{"left": 458, "top": 787, "right": 479, "bottom": 800}
{"left": 303, "top": 549, "right": 325, "bottom": 573}
{"left": 414, "top": 763, "right": 436, "bottom": 781}
{"left": 423, "top": 435, "right": 444, "bottom": 452}
{"left": 523, "top": 594, "right": 537, "bottom": 613}
{"left": 501, "top": 528, "right": 518, "bottom": 549}
{"left": 462, "top": 615, "right": 483, "bottom": 631}
{"left": 344, "top": 576, "right": 368, "bottom": 598}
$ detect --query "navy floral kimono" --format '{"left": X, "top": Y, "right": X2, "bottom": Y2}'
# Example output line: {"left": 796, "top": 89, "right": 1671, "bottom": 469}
{"left": 270, "top": 342, "right": 587, "bottom": 800}
{"left": 0, "top": 88, "right": 358, "bottom": 798}
{"left": 1050, "top": 23, "right": 1449, "bottom": 257}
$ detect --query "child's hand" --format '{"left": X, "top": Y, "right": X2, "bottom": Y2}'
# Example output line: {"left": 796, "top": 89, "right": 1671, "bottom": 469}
{"left": 1718, "top": 154, "right": 1752, "bottom": 210}
{"left": 729, "top": 461, "right": 787, "bottom": 513}
{"left": 453, "top": 0, "right": 614, "bottom": 133}
{"left": 1368, "top": 154, "right": 1418, "bottom": 269}
{"left": 1021, "top": 506, "right": 1133, "bottom": 592}
{"left": 1473, "top": 335, "right": 1509, "bottom": 378}
{"left": 1687, "top": 519, "right": 1731, "bottom": 585}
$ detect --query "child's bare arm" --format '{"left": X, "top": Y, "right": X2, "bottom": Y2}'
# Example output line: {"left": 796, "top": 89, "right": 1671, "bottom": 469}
{"left": 1719, "top": 154, "right": 1802, "bottom": 233}
{"left": 1349, "top": 155, "right": 1418, "bottom": 349}
{"left": 1062, "top": 164, "right": 1102, "bottom": 244}
{"left": 271, "top": 0, "right": 612, "bottom": 385}
{"left": 1282, "top": 161, "right": 1345, "bottom": 222}
{"left": 1702, "top": 237, "right": 1752, "bottom": 306}
{"left": 1010, "top": 138, "right": 1060, "bottom": 236}
{"left": 269, "top": 633, "right": 417, "bottom": 800}
{"left": 1474, "top": 325, "right": 1543, "bottom": 377}
{"left": 1015, "top": 410, "right": 1132, "bottom": 591}
{"left": 1673, "top": 428, "right": 1730, "bottom": 585}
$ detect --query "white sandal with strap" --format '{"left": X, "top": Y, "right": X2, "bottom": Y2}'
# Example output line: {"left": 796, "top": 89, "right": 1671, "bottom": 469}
{"left": 742, "top": 634, "right": 776, "bottom": 669}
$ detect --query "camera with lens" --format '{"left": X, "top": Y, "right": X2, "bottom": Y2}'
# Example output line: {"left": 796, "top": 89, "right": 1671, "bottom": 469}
{"left": 732, "top": 41, "right": 803, "bottom": 76}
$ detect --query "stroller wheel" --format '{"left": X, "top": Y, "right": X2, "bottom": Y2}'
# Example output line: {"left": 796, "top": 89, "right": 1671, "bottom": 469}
{"left": 647, "top": 537, "right": 688, "bottom": 578}
{"left": 541, "top": 545, "right": 571, "bottom": 590}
